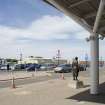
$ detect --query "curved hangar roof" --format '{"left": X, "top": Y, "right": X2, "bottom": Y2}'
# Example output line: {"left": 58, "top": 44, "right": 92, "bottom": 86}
{"left": 44, "top": 0, "right": 105, "bottom": 36}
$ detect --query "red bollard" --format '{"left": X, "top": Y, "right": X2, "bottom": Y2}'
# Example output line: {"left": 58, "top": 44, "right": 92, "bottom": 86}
{"left": 60, "top": 73, "right": 65, "bottom": 80}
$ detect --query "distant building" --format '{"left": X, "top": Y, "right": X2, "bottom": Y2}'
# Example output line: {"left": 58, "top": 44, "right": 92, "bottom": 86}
{"left": 79, "top": 60, "right": 90, "bottom": 67}
{"left": 18, "top": 56, "right": 67, "bottom": 65}
{"left": 79, "top": 61, "right": 88, "bottom": 65}
{"left": 52, "top": 59, "right": 67, "bottom": 65}
{"left": 79, "top": 60, "right": 105, "bottom": 67}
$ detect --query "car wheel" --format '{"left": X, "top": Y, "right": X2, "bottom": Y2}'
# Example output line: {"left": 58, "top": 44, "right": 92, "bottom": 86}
{"left": 54, "top": 71, "right": 57, "bottom": 73}
{"left": 66, "top": 70, "right": 69, "bottom": 73}
{"left": 60, "top": 70, "right": 63, "bottom": 73}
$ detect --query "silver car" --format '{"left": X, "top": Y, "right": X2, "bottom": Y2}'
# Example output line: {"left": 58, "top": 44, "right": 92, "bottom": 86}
{"left": 54, "top": 64, "right": 72, "bottom": 73}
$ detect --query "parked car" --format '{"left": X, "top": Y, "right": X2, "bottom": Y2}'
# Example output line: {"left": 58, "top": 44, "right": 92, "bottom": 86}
{"left": 79, "top": 64, "right": 86, "bottom": 71}
{"left": 9, "top": 64, "right": 15, "bottom": 70}
{"left": 54, "top": 64, "right": 72, "bottom": 73}
{"left": 26, "top": 64, "right": 41, "bottom": 71}
{"left": 14, "top": 63, "right": 30, "bottom": 70}
{"left": 0, "top": 64, "right": 7, "bottom": 70}
{"left": 40, "top": 64, "right": 56, "bottom": 71}
{"left": 0, "top": 64, "right": 16, "bottom": 71}
{"left": 14, "top": 64, "right": 26, "bottom": 70}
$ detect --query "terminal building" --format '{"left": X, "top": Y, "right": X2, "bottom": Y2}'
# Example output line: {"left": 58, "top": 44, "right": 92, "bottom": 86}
{"left": 18, "top": 56, "right": 67, "bottom": 65}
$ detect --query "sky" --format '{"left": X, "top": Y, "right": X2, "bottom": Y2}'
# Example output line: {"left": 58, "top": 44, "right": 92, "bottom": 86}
{"left": 0, "top": 0, "right": 105, "bottom": 60}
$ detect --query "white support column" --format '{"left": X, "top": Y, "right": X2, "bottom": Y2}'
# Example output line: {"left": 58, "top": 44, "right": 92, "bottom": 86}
{"left": 90, "top": 0, "right": 105, "bottom": 95}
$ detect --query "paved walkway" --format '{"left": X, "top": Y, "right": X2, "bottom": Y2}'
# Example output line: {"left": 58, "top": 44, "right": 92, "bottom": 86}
{"left": 0, "top": 71, "right": 51, "bottom": 81}
{"left": 0, "top": 70, "right": 105, "bottom": 105}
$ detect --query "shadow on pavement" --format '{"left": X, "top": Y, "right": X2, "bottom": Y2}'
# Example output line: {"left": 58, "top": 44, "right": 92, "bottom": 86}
{"left": 83, "top": 85, "right": 90, "bottom": 88}
{"left": 66, "top": 82, "right": 105, "bottom": 104}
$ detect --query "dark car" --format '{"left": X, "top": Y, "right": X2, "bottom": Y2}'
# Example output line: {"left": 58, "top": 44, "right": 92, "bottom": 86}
{"left": 79, "top": 64, "right": 86, "bottom": 71}
{"left": 14, "top": 64, "right": 26, "bottom": 70}
{"left": 54, "top": 64, "right": 72, "bottom": 73}
{"left": 14, "top": 64, "right": 32, "bottom": 70}
{"left": 26, "top": 64, "right": 41, "bottom": 71}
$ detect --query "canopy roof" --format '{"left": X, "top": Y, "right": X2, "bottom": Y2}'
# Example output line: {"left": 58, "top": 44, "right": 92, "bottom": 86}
{"left": 44, "top": 0, "right": 105, "bottom": 36}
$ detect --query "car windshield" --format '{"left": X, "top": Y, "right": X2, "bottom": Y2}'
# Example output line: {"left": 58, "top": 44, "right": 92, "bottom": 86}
{"left": 58, "top": 64, "right": 71, "bottom": 67}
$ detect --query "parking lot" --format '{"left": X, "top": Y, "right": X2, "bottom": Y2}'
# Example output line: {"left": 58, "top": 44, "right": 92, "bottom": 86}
{"left": 0, "top": 67, "right": 91, "bottom": 89}
{"left": 0, "top": 67, "right": 105, "bottom": 89}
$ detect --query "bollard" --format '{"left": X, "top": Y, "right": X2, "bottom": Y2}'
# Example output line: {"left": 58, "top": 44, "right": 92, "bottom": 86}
{"left": 11, "top": 77, "right": 16, "bottom": 88}
{"left": 46, "top": 73, "right": 52, "bottom": 77}
{"left": 60, "top": 73, "right": 65, "bottom": 80}
{"left": 32, "top": 73, "right": 34, "bottom": 77}
{"left": 11, "top": 70, "right": 16, "bottom": 89}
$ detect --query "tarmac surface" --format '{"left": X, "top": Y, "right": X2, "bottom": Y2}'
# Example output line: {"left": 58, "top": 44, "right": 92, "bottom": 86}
{"left": 0, "top": 68, "right": 105, "bottom": 105}
{"left": 0, "top": 71, "right": 72, "bottom": 88}
{"left": 0, "top": 71, "right": 51, "bottom": 81}
{"left": 0, "top": 69, "right": 90, "bottom": 88}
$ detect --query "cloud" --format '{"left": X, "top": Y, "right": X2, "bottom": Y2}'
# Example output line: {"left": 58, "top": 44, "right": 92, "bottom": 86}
{"left": 0, "top": 15, "right": 91, "bottom": 58}
{"left": 0, "top": 15, "right": 89, "bottom": 45}
{"left": 75, "top": 30, "right": 90, "bottom": 39}
{"left": 28, "top": 15, "right": 89, "bottom": 40}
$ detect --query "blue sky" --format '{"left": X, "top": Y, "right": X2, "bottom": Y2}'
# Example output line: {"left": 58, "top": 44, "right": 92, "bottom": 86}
{"left": 0, "top": 0, "right": 61, "bottom": 27}
{"left": 0, "top": 0, "right": 104, "bottom": 60}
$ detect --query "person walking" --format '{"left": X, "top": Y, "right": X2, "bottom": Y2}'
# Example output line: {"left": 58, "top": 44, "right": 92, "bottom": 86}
{"left": 72, "top": 57, "right": 79, "bottom": 80}
{"left": 7, "top": 64, "right": 10, "bottom": 71}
